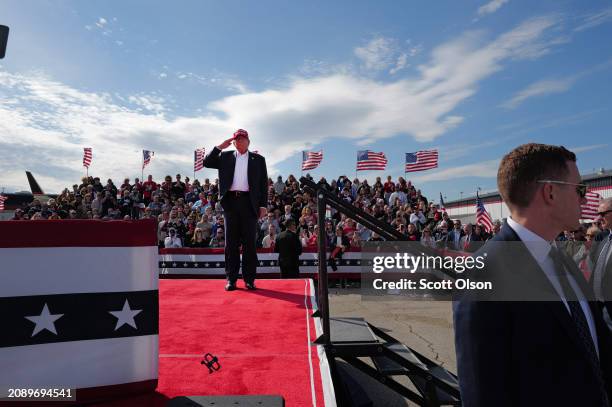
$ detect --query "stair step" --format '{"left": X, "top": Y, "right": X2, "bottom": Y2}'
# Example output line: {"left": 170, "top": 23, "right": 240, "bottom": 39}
{"left": 372, "top": 343, "right": 460, "bottom": 405}
{"left": 371, "top": 342, "right": 428, "bottom": 375}
{"left": 330, "top": 317, "right": 379, "bottom": 344}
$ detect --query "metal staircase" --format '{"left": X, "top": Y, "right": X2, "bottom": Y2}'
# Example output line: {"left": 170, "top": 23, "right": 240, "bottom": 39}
{"left": 300, "top": 177, "right": 461, "bottom": 406}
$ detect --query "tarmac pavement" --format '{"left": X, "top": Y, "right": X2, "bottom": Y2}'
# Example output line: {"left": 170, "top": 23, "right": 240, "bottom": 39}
{"left": 328, "top": 287, "right": 456, "bottom": 406}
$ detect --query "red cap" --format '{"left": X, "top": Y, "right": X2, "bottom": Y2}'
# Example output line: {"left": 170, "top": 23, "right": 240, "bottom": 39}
{"left": 232, "top": 129, "right": 249, "bottom": 140}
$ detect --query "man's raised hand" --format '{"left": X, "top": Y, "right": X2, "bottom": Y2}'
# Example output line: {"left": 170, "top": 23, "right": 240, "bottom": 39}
{"left": 217, "top": 138, "right": 233, "bottom": 150}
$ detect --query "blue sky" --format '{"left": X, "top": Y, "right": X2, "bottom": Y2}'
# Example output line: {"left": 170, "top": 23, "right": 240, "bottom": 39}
{"left": 0, "top": 0, "right": 611, "bottom": 201}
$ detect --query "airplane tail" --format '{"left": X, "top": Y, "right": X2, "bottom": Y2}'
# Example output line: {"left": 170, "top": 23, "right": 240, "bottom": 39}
{"left": 26, "top": 171, "right": 45, "bottom": 195}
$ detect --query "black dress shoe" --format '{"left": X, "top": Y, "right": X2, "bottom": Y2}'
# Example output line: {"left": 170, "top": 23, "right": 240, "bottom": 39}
{"left": 225, "top": 282, "right": 236, "bottom": 291}
{"left": 245, "top": 282, "right": 257, "bottom": 290}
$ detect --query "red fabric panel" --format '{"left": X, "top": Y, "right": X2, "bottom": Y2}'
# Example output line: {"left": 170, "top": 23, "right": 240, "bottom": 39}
{"left": 0, "top": 219, "right": 158, "bottom": 248}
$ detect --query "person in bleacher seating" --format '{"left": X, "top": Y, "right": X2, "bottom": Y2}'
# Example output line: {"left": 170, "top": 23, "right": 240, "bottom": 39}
{"left": 262, "top": 224, "right": 277, "bottom": 249}
{"left": 196, "top": 213, "right": 213, "bottom": 242}
{"left": 349, "top": 233, "right": 362, "bottom": 248}
{"left": 164, "top": 228, "right": 182, "bottom": 248}
{"left": 328, "top": 226, "right": 350, "bottom": 272}
{"left": 406, "top": 223, "right": 420, "bottom": 241}
{"left": 446, "top": 219, "right": 464, "bottom": 251}
{"left": 188, "top": 228, "right": 208, "bottom": 248}
{"left": 420, "top": 227, "right": 436, "bottom": 248}
{"left": 209, "top": 228, "right": 225, "bottom": 248}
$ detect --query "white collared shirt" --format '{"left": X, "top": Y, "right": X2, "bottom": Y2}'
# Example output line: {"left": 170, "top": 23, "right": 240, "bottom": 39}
{"left": 230, "top": 150, "right": 249, "bottom": 192}
{"left": 507, "top": 217, "right": 599, "bottom": 356}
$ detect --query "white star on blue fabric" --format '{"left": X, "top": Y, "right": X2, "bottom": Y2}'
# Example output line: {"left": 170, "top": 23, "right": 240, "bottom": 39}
{"left": 25, "top": 303, "right": 64, "bottom": 337}
{"left": 109, "top": 299, "right": 142, "bottom": 331}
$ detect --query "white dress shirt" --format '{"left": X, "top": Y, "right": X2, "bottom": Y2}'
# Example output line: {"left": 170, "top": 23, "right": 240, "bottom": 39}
{"left": 507, "top": 217, "right": 599, "bottom": 356}
{"left": 229, "top": 150, "right": 250, "bottom": 192}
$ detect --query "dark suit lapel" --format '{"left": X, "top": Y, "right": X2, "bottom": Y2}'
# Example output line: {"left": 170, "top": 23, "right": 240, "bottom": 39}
{"left": 247, "top": 151, "right": 253, "bottom": 190}
{"left": 501, "top": 223, "right": 591, "bottom": 356}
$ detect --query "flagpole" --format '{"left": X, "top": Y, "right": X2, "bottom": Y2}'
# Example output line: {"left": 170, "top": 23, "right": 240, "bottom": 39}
{"left": 141, "top": 151, "right": 144, "bottom": 181}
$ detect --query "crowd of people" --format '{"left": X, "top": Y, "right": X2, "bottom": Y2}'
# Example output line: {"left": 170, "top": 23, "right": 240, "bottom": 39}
{"left": 7, "top": 172, "right": 602, "bottom": 271}
{"left": 7, "top": 173, "right": 492, "bottom": 245}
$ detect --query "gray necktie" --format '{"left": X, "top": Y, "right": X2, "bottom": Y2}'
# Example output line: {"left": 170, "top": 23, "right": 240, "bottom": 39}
{"left": 593, "top": 236, "right": 612, "bottom": 302}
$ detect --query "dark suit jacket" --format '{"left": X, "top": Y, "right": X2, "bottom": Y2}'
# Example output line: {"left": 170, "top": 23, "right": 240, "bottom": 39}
{"left": 454, "top": 222, "right": 612, "bottom": 407}
{"left": 445, "top": 229, "right": 464, "bottom": 250}
{"left": 203, "top": 147, "right": 268, "bottom": 215}
{"left": 590, "top": 229, "right": 612, "bottom": 312}
{"left": 274, "top": 229, "right": 303, "bottom": 269}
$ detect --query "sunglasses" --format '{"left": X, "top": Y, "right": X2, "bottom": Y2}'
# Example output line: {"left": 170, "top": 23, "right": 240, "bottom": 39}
{"left": 536, "top": 180, "right": 587, "bottom": 199}
{"left": 597, "top": 210, "right": 612, "bottom": 217}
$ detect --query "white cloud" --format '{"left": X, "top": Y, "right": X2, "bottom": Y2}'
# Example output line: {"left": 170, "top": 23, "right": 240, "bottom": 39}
{"left": 574, "top": 7, "right": 612, "bottom": 32}
{"left": 477, "top": 0, "right": 509, "bottom": 17}
{"left": 95, "top": 17, "right": 107, "bottom": 28}
{"left": 128, "top": 94, "right": 167, "bottom": 114}
{"left": 298, "top": 59, "right": 354, "bottom": 77}
{"left": 0, "top": 71, "right": 234, "bottom": 192}
{"left": 500, "top": 58, "right": 612, "bottom": 109}
{"left": 501, "top": 77, "right": 574, "bottom": 109}
{"left": 389, "top": 53, "right": 408, "bottom": 75}
{"left": 355, "top": 36, "right": 397, "bottom": 71}
{"left": 569, "top": 144, "right": 608, "bottom": 153}
{"left": 354, "top": 35, "right": 420, "bottom": 74}
{"left": 174, "top": 71, "right": 249, "bottom": 94}
{"left": 411, "top": 160, "right": 500, "bottom": 182}
{"left": 0, "top": 15, "right": 564, "bottom": 191}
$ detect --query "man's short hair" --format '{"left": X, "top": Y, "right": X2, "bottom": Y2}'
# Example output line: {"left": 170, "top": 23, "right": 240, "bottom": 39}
{"left": 497, "top": 143, "right": 576, "bottom": 208}
{"left": 284, "top": 219, "right": 296, "bottom": 229}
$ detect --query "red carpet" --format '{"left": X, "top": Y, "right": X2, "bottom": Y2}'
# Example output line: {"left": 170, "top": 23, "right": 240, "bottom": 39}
{"left": 95, "top": 279, "right": 328, "bottom": 406}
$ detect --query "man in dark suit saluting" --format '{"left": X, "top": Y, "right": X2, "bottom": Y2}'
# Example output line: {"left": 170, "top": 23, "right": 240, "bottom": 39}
{"left": 454, "top": 143, "right": 612, "bottom": 406}
{"left": 203, "top": 129, "right": 268, "bottom": 291}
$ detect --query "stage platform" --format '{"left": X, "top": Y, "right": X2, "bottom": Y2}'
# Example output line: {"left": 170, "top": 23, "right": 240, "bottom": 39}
{"left": 94, "top": 279, "right": 335, "bottom": 407}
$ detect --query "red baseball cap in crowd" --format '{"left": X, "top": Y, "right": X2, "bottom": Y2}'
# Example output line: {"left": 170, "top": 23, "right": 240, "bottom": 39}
{"left": 232, "top": 129, "right": 249, "bottom": 140}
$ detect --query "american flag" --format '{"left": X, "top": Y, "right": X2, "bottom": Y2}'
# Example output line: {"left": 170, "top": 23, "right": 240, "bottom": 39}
{"left": 356, "top": 150, "right": 387, "bottom": 171}
{"left": 476, "top": 192, "right": 493, "bottom": 233}
{"left": 83, "top": 148, "right": 93, "bottom": 168}
{"left": 302, "top": 150, "right": 323, "bottom": 171}
{"left": 581, "top": 191, "right": 601, "bottom": 220}
{"left": 194, "top": 148, "right": 205, "bottom": 172}
{"left": 0, "top": 194, "right": 6, "bottom": 211}
{"left": 439, "top": 192, "right": 446, "bottom": 213}
{"left": 142, "top": 150, "right": 154, "bottom": 170}
{"left": 405, "top": 150, "right": 438, "bottom": 173}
